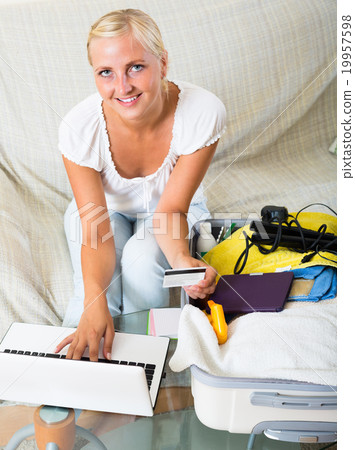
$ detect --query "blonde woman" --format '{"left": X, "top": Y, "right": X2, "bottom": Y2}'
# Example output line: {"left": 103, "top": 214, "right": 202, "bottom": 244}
{"left": 56, "top": 9, "right": 226, "bottom": 360}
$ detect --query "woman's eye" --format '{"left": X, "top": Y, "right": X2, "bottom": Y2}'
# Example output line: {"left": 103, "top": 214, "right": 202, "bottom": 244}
{"left": 131, "top": 65, "right": 143, "bottom": 73}
{"left": 99, "top": 70, "right": 112, "bottom": 77}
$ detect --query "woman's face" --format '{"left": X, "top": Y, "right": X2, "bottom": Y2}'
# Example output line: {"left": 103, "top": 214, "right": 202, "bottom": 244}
{"left": 90, "top": 34, "right": 167, "bottom": 124}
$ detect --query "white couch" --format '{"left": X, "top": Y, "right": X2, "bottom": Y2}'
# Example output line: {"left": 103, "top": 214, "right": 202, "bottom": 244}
{"left": 0, "top": 0, "right": 336, "bottom": 339}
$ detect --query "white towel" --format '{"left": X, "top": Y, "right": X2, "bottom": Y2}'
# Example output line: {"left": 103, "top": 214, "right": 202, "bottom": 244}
{"left": 169, "top": 299, "right": 336, "bottom": 386}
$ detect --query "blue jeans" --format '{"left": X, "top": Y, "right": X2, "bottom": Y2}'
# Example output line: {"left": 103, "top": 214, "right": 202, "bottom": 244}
{"left": 62, "top": 198, "right": 211, "bottom": 326}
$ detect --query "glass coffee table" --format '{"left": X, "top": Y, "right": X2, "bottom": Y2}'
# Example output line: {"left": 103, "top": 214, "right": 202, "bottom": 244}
{"left": 76, "top": 311, "right": 314, "bottom": 450}
{"left": 1, "top": 311, "right": 330, "bottom": 450}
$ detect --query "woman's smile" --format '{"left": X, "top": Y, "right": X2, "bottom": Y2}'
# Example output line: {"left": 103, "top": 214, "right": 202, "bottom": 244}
{"left": 116, "top": 93, "right": 142, "bottom": 106}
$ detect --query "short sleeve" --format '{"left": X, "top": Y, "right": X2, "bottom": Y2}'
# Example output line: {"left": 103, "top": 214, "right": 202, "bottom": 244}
{"left": 58, "top": 94, "right": 105, "bottom": 172}
{"left": 172, "top": 81, "right": 227, "bottom": 156}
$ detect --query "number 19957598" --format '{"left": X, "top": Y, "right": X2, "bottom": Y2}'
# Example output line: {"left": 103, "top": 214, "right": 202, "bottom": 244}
{"left": 342, "top": 15, "right": 352, "bottom": 75}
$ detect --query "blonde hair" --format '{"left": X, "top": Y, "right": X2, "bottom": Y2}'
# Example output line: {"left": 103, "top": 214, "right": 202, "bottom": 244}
{"left": 87, "top": 9, "right": 168, "bottom": 91}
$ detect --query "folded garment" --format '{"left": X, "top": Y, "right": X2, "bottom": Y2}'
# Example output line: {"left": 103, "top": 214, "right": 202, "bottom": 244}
{"left": 289, "top": 265, "right": 337, "bottom": 301}
{"left": 169, "top": 300, "right": 336, "bottom": 386}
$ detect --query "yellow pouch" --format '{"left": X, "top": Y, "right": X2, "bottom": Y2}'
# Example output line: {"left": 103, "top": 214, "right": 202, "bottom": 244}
{"left": 203, "top": 212, "right": 337, "bottom": 281}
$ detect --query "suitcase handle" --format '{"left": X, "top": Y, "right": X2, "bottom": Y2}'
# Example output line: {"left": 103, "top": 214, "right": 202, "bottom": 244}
{"left": 264, "top": 428, "right": 337, "bottom": 443}
{"left": 250, "top": 392, "right": 337, "bottom": 410}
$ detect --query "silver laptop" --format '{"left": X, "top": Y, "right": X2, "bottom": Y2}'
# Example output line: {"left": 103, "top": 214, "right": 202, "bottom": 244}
{"left": 0, "top": 323, "right": 170, "bottom": 417}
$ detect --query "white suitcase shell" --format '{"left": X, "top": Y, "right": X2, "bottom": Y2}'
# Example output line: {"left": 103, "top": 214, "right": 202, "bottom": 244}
{"left": 191, "top": 365, "right": 336, "bottom": 445}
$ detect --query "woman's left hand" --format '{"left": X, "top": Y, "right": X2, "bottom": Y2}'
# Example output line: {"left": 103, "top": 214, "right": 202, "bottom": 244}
{"left": 173, "top": 255, "right": 217, "bottom": 300}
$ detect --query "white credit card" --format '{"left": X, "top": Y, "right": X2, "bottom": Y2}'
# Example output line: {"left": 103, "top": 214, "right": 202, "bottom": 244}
{"left": 163, "top": 267, "right": 207, "bottom": 288}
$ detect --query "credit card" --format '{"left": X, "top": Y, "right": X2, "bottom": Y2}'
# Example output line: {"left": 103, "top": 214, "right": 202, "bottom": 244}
{"left": 163, "top": 267, "right": 207, "bottom": 288}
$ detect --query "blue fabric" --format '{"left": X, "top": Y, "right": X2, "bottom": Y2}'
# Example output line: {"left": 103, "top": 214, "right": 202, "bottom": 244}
{"left": 292, "top": 265, "right": 325, "bottom": 280}
{"left": 288, "top": 265, "right": 337, "bottom": 302}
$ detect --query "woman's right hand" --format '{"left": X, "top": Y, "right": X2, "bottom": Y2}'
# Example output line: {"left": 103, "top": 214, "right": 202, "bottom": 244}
{"left": 55, "top": 295, "right": 115, "bottom": 361}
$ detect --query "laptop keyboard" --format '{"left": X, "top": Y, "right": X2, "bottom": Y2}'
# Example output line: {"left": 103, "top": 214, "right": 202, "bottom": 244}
{"left": 2, "top": 349, "right": 156, "bottom": 389}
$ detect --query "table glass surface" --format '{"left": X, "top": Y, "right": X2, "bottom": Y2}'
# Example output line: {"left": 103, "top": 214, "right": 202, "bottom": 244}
{"left": 76, "top": 311, "right": 306, "bottom": 450}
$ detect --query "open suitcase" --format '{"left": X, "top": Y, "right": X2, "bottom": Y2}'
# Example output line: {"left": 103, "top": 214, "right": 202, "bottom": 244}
{"left": 181, "top": 219, "right": 337, "bottom": 448}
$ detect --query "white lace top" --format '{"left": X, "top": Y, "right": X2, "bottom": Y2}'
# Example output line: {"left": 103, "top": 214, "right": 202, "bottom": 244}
{"left": 58, "top": 80, "right": 226, "bottom": 215}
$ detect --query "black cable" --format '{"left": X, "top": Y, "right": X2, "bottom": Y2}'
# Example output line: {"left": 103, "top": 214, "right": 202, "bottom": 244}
{"left": 308, "top": 224, "right": 328, "bottom": 251}
{"left": 295, "top": 202, "right": 337, "bottom": 219}
{"left": 257, "top": 218, "right": 283, "bottom": 255}
{"left": 293, "top": 203, "right": 337, "bottom": 259}
{"left": 235, "top": 204, "right": 337, "bottom": 272}
{"left": 287, "top": 215, "right": 308, "bottom": 253}
{"left": 234, "top": 231, "right": 253, "bottom": 274}
{"left": 300, "top": 231, "right": 337, "bottom": 264}
{"left": 315, "top": 239, "right": 338, "bottom": 264}
{"left": 316, "top": 253, "right": 337, "bottom": 264}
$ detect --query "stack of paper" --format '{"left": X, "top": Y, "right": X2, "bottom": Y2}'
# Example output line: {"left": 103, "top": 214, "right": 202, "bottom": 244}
{"left": 148, "top": 308, "right": 181, "bottom": 339}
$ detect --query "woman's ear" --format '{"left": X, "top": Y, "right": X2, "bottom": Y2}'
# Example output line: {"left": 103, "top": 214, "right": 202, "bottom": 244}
{"left": 160, "top": 49, "right": 168, "bottom": 78}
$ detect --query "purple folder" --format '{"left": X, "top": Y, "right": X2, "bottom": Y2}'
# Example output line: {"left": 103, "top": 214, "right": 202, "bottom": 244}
{"left": 210, "top": 272, "right": 294, "bottom": 315}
